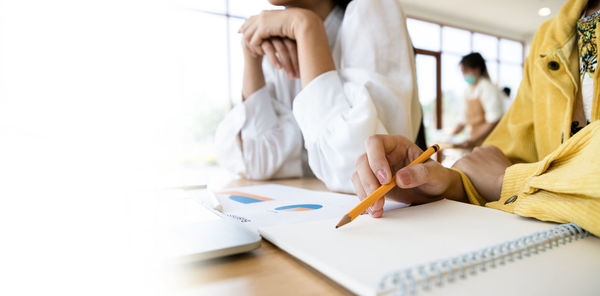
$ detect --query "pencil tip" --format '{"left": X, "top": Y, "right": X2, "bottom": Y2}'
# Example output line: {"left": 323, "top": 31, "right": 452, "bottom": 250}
{"left": 335, "top": 215, "right": 352, "bottom": 229}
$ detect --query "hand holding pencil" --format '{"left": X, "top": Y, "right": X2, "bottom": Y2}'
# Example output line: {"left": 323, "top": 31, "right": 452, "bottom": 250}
{"left": 343, "top": 135, "right": 466, "bottom": 228}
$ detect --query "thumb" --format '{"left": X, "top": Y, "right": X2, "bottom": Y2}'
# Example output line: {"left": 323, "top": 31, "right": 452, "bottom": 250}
{"left": 396, "top": 162, "right": 432, "bottom": 189}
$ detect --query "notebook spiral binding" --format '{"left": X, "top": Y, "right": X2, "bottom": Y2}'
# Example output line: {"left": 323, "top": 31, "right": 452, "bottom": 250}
{"left": 377, "top": 223, "right": 589, "bottom": 296}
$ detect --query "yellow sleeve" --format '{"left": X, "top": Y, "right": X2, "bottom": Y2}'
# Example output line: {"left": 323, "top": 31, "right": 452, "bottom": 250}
{"left": 483, "top": 43, "right": 538, "bottom": 164}
{"left": 450, "top": 168, "right": 486, "bottom": 206}
{"left": 463, "top": 121, "right": 600, "bottom": 236}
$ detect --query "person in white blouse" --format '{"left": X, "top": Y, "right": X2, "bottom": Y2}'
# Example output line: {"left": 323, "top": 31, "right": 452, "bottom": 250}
{"left": 452, "top": 52, "right": 505, "bottom": 149}
{"left": 214, "top": 0, "right": 422, "bottom": 193}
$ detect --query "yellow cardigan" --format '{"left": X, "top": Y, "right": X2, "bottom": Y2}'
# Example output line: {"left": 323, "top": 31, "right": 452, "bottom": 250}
{"left": 456, "top": 0, "right": 600, "bottom": 237}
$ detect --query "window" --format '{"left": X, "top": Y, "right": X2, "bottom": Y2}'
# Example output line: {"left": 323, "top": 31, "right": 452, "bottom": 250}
{"left": 229, "top": 0, "right": 281, "bottom": 17}
{"left": 407, "top": 17, "right": 524, "bottom": 145}
{"left": 472, "top": 33, "right": 498, "bottom": 60}
{"left": 440, "top": 53, "right": 464, "bottom": 136}
{"left": 441, "top": 27, "right": 471, "bottom": 55}
{"left": 229, "top": 17, "right": 246, "bottom": 105}
{"left": 406, "top": 18, "right": 440, "bottom": 51}
{"left": 499, "top": 39, "right": 524, "bottom": 64}
{"left": 498, "top": 38, "right": 524, "bottom": 107}
{"left": 177, "top": 11, "right": 229, "bottom": 170}
{"left": 175, "top": 0, "right": 226, "bottom": 14}
{"left": 415, "top": 54, "right": 438, "bottom": 145}
{"left": 170, "top": 0, "right": 278, "bottom": 185}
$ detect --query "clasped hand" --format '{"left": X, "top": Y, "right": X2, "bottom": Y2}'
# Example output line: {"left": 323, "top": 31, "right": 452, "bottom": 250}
{"left": 239, "top": 8, "right": 321, "bottom": 79}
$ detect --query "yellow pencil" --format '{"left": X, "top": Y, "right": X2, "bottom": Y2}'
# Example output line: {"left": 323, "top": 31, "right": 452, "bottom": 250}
{"left": 335, "top": 144, "right": 440, "bottom": 229}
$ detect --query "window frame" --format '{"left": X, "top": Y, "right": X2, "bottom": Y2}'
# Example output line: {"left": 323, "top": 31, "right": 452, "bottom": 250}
{"left": 408, "top": 15, "right": 525, "bottom": 73}
{"left": 408, "top": 15, "right": 525, "bottom": 133}
{"left": 184, "top": 2, "right": 256, "bottom": 108}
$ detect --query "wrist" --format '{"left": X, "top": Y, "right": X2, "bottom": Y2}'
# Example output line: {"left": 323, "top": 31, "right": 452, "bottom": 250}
{"left": 290, "top": 9, "right": 322, "bottom": 41}
{"left": 244, "top": 48, "right": 263, "bottom": 63}
{"left": 444, "top": 169, "right": 468, "bottom": 202}
{"left": 243, "top": 51, "right": 264, "bottom": 74}
{"left": 289, "top": 9, "right": 333, "bottom": 86}
{"left": 242, "top": 53, "right": 265, "bottom": 100}
{"left": 492, "top": 171, "right": 505, "bottom": 202}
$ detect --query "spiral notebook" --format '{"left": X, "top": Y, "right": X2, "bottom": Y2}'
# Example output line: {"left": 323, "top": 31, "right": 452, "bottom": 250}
{"left": 259, "top": 199, "right": 600, "bottom": 296}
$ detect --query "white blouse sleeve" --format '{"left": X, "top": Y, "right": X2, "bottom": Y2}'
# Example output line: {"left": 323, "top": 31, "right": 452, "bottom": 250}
{"left": 480, "top": 81, "right": 504, "bottom": 123}
{"left": 292, "top": 0, "right": 421, "bottom": 193}
{"left": 214, "top": 64, "right": 303, "bottom": 180}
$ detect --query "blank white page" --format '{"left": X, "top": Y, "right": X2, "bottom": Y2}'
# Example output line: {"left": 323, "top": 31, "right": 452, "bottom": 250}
{"left": 259, "top": 199, "right": 600, "bottom": 295}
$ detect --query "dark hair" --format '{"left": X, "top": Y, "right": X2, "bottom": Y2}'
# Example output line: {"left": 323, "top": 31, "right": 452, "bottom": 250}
{"left": 334, "top": 0, "right": 352, "bottom": 9}
{"left": 459, "top": 52, "right": 490, "bottom": 79}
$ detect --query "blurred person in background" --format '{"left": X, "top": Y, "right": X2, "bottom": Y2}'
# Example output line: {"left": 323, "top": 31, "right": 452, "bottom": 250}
{"left": 452, "top": 52, "right": 505, "bottom": 148}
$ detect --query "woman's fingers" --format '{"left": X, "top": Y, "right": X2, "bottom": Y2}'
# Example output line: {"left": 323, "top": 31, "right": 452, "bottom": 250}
{"left": 351, "top": 171, "right": 369, "bottom": 215}
{"left": 355, "top": 154, "right": 385, "bottom": 217}
{"left": 249, "top": 26, "right": 267, "bottom": 56}
{"left": 261, "top": 40, "right": 280, "bottom": 69}
{"left": 240, "top": 18, "right": 254, "bottom": 42}
{"left": 241, "top": 17, "right": 263, "bottom": 56}
{"left": 351, "top": 171, "right": 366, "bottom": 200}
{"left": 355, "top": 154, "right": 380, "bottom": 195}
{"left": 242, "top": 35, "right": 257, "bottom": 57}
{"left": 238, "top": 16, "right": 253, "bottom": 33}
{"left": 257, "top": 38, "right": 299, "bottom": 78}
{"left": 364, "top": 135, "right": 394, "bottom": 185}
{"left": 370, "top": 198, "right": 384, "bottom": 218}
{"left": 282, "top": 38, "right": 299, "bottom": 78}
{"left": 356, "top": 135, "right": 424, "bottom": 218}
{"left": 271, "top": 38, "right": 295, "bottom": 78}
{"left": 242, "top": 22, "right": 263, "bottom": 56}
{"left": 241, "top": 11, "right": 298, "bottom": 67}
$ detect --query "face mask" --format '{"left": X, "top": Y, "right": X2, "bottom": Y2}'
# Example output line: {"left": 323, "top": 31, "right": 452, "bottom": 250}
{"left": 464, "top": 75, "right": 476, "bottom": 85}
